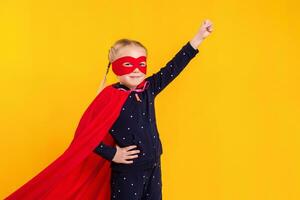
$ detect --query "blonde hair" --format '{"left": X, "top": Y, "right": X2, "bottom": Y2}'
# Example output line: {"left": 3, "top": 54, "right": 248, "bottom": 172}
{"left": 97, "top": 38, "right": 147, "bottom": 94}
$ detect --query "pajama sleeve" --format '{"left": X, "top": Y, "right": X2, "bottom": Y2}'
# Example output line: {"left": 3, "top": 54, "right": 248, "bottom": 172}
{"left": 146, "top": 41, "right": 199, "bottom": 96}
{"left": 93, "top": 141, "right": 117, "bottom": 161}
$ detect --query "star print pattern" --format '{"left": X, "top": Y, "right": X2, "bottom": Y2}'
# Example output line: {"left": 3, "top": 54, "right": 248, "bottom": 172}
{"left": 110, "top": 159, "right": 162, "bottom": 200}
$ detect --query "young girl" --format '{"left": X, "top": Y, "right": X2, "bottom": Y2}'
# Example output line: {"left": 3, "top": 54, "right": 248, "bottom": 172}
{"left": 93, "top": 19, "right": 213, "bottom": 200}
{"left": 5, "top": 20, "right": 213, "bottom": 200}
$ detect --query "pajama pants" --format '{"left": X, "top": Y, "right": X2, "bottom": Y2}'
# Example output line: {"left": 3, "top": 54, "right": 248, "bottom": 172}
{"left": 110, "top": 159, "right": 162, "bottom": 200}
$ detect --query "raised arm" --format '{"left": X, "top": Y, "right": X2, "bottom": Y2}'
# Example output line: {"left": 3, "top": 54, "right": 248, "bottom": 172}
{"left": 145, "top": 41, "right": 199, "bottom": 96}
{"left": 146, "top": 19, "right": 213, "bottom": 97}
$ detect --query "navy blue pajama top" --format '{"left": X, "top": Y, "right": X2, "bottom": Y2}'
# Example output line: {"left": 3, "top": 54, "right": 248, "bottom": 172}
{"left": 93, "top": 41, "right": 199, "bottom": 171}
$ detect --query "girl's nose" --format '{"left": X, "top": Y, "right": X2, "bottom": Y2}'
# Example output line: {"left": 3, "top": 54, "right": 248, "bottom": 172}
{"left": 133, "top": 68, "right": 141, "bottom": 73}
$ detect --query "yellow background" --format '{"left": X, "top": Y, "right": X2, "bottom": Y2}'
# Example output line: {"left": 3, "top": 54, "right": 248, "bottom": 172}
{"left": 1, "top": 0, "right": 299, "bottom": 199}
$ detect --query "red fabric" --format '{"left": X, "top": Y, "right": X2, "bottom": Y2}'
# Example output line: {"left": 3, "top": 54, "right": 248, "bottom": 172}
{"left": 111, "top": 56, "right": 147, "bottom": 75}
{"left": 5, "top": 84, "right": 131, "bottom": 200}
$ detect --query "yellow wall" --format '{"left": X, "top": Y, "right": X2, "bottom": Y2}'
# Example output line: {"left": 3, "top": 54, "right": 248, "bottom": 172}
{"left": 1, "top": 0, "right": 299, "bottom": 199}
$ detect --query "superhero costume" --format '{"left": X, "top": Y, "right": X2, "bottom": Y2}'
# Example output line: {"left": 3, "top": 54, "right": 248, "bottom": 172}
{"left": 4, "top": 41, "right": 199, "bottom": 199}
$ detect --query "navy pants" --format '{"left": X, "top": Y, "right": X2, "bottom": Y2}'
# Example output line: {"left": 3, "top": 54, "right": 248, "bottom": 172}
{"left": 110, "top": 159, "right": 162, "bottom": 200}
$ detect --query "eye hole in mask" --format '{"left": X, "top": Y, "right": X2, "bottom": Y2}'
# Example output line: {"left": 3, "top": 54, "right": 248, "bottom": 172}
{"left": 122, "top": 61, "right": 147, "bottom": 67}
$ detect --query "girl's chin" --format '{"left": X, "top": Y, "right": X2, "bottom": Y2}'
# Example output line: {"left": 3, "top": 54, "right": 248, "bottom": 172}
{"left": 127, "top": 79, "right": 144, "bottom": 87}
{"left": 129, "top": 77, "right": 144, "bottom": 81}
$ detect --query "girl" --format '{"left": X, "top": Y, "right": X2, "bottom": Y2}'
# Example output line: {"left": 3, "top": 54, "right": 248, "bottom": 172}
{"left": 5, "top": 20, "right": 213, "bottom": 200}
{"left": 93, "top": 19, "right": 213, "bottom": 199}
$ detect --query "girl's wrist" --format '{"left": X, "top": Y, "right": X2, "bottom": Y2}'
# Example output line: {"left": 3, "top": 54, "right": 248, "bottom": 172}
{"left": 190, "top": 35, "right": 204, "bottom": 49}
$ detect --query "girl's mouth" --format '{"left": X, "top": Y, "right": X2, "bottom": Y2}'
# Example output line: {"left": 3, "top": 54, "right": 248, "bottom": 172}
{"left": 129, "top": 76, "right": 141, "bottom": 78}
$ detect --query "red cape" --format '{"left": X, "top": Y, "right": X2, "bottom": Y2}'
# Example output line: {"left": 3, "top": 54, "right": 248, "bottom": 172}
{"left": 4, "top": 81, "right": 145, "bottom": 199}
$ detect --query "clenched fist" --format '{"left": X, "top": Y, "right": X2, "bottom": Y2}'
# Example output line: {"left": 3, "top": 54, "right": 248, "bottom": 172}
{"left": 190, "top": 19, "right": 214, "bottom": 49}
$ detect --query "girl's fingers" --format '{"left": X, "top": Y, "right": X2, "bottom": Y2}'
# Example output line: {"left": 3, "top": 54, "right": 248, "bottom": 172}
{"left": 126, "top": 149, "right": 140, "bottom": 155}
{"left": 122, "top": 159, "right": 134, "bottom": 164}
{"left": 125, "top": 145, "right": 137, "bottom": 151}
{"left": 126, "top": 154, "right": 139, "bottom": 159}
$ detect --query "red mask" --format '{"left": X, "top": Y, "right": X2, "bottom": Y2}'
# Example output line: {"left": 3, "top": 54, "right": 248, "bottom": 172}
{"left": 111, "top": 56, "right": 147, "bottom": 76}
